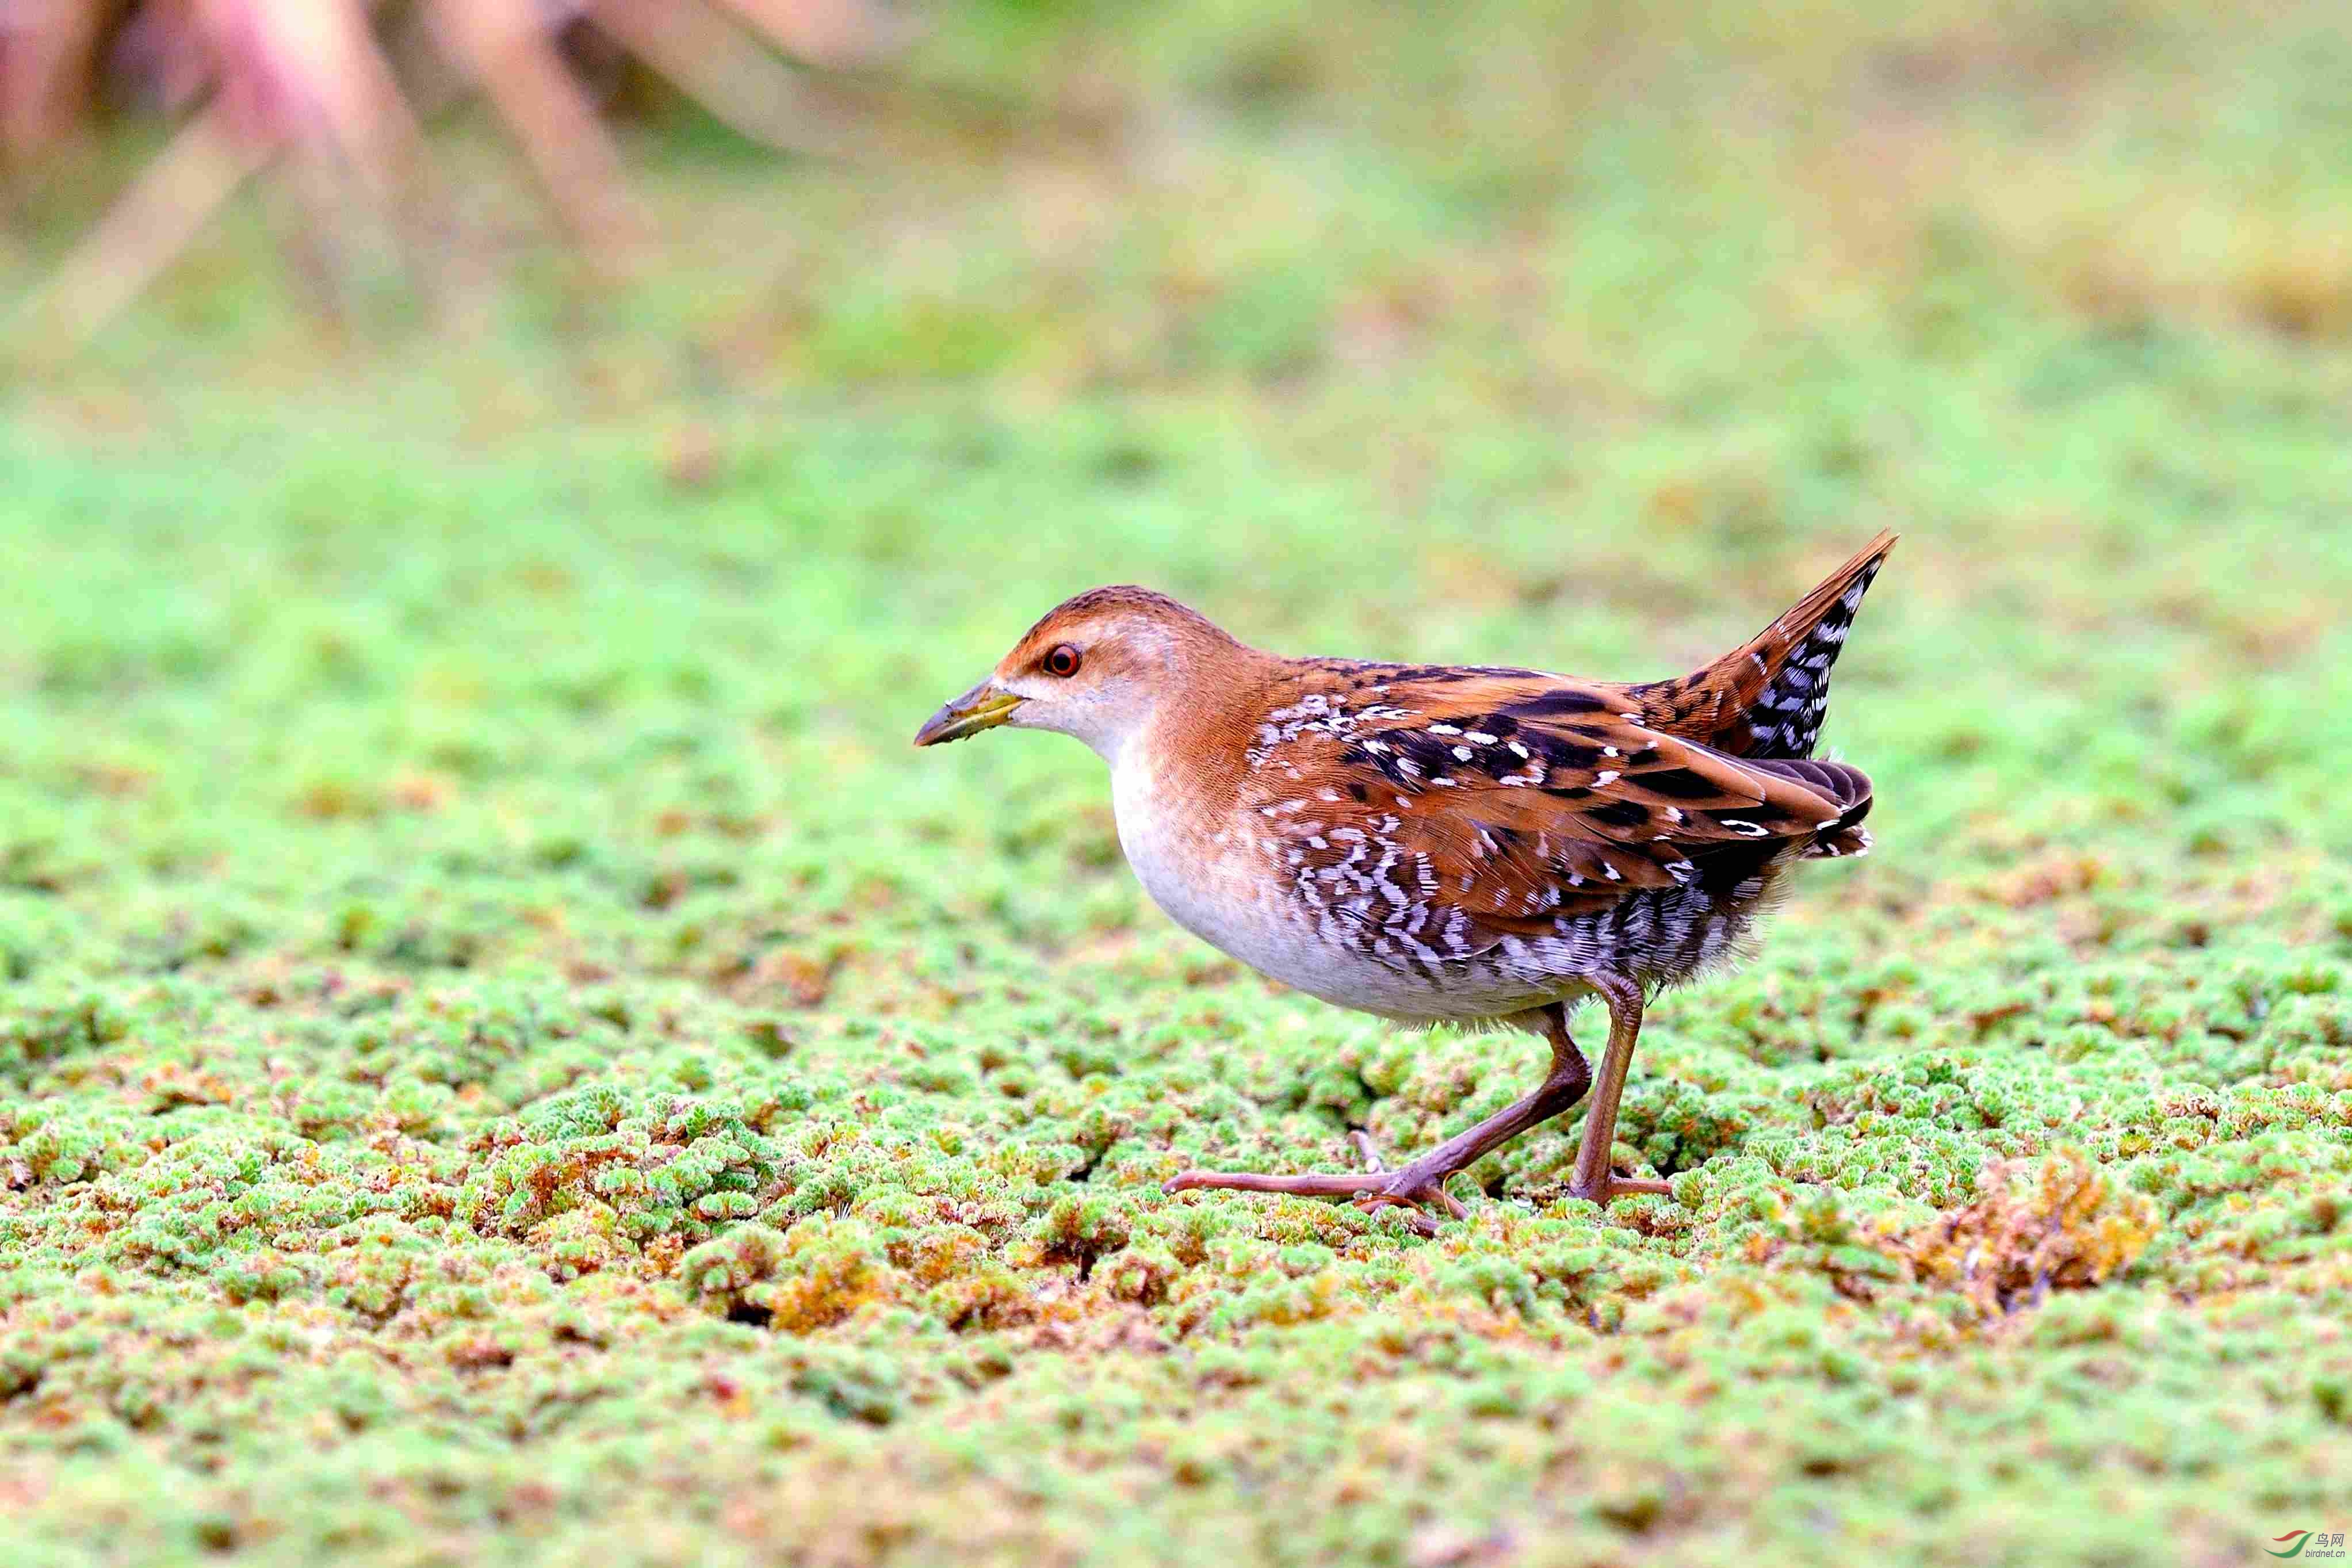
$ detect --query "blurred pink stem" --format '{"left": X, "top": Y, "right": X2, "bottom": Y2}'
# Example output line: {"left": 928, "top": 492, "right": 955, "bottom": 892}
{"left": 427, "top": 0, "right": 643, "bottom": 252}
{"left": 587, "top": 0, "right": 844, "bottom": 156}
{"left": 1, "top": 0, "right": 108, "bottom": 156}
{"left": 710, "top": 0, "right": 915, "bottom": 69}
{"left": 27, "top": 101, "right": 272, "bottom": 347}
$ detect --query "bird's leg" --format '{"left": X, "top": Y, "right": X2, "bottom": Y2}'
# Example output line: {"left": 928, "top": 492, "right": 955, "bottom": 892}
{"left": 1162, "top": 1004, "right": 1592, "bottom": 1234}
{"left": 1353, "top": 1004, "right": 1592, "bottom": 1232}
{"left": 1564, "top": 977, "right": 1674, "bottom": 1204}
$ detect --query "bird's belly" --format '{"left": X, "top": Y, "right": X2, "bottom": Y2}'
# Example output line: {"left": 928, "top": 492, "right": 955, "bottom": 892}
{"left": 1111, "top": 779, "right": 1562, "bottom": 1022}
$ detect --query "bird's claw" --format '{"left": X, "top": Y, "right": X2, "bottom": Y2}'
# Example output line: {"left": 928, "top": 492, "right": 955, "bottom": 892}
{"left": 1353, "top": 1193, "right": 1443, "bottom": 1236}
{"left": 1350, "top": 1160, "right": 1470, "bottom": 1236}
{"left": 1565, "top": 1172, "right": 1676, "bottom": 1205}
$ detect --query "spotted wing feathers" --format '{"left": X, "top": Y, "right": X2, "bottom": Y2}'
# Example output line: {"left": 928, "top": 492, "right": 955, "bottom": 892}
{"left": 1251, "top": 674, "right": 1868, "bottom": 967}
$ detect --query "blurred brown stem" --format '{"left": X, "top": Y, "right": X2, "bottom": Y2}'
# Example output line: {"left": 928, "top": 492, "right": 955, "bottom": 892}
{"left": 2, "top": 0, "right": 109, "bottom": 158}
{"left": 24, "top": 100, "right": 270, "bottom": 349}
{"left": 427, "top": 0, "right": 643, "bottom": 254}
{"left": 7, "top": 0, "right": 908, "bottom": 351}
{"left": 587, "top": 0, "right": 845, "bottom": 158}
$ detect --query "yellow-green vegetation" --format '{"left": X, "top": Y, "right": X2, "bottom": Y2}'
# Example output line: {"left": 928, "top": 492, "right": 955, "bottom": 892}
{"left": 6, "top": 2, "right": 2352, "bottom": 1564}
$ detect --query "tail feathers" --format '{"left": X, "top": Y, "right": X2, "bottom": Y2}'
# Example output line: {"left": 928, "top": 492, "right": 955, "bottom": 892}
{"left": 1749, "top": 757, "right": 1873, "bottom": 859}
{"left": 1638, "top": 530, "right": 1896, "bottom": 761}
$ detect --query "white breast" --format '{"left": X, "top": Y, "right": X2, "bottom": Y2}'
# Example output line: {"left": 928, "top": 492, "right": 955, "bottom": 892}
{"left": 1110, "top": 760, "right": 1290, "bottom": 966}
{"left": 1108, "top": 758, "right": 1504, "bottom": 1020}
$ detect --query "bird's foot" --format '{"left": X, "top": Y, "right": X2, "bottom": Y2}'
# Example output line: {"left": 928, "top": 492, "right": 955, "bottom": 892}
{"left": 1565, "top": 1171, "right": 1675, "bottom": 1205}
{"left": 1349, "top": 1177, "right": 1466, "bottom": 1237}
{"left": 1161, "top": 1129, "right": 1470, "bottom": 1237}
{"left": 1347, "top": 1130, "right": 1469, "bottom": 1236}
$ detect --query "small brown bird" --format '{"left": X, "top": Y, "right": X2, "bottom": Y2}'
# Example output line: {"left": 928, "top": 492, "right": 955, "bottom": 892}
{"left": 916, "top": 532, "right": 1895, "bottom": 1231}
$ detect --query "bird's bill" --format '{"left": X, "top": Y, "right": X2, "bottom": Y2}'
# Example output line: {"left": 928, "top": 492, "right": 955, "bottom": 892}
{"left": 913, "top": 680, "right": 1024, "bottom": 747}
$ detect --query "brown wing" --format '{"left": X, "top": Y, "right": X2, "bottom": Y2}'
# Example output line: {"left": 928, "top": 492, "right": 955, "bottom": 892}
{"left": 1249, "top": 673, "right": 1860, "bottom": 969}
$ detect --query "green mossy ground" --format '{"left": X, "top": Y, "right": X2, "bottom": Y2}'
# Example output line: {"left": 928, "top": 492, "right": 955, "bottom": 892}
{"left": 5, "top": 3, "right": 2352, "bottom": 1563}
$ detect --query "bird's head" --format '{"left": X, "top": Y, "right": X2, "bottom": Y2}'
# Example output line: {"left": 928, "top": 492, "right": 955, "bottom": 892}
{"left": 913, "top": 587, "right": 1243, "bottom": 763}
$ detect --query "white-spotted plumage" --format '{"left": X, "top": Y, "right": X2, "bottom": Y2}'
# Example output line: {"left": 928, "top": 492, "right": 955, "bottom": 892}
{"left": 915, "top": 532, "right": 1896, "bottom": 1224}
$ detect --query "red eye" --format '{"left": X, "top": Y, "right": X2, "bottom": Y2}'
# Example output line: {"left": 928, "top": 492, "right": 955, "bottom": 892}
{"left": 1044, "top": 644, "right": 1082, "bottom": 678}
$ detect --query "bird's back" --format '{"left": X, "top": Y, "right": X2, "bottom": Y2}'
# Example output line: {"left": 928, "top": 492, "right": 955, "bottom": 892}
{"left": 1115, "top": 536, "right": 1897, "bottom": 1015}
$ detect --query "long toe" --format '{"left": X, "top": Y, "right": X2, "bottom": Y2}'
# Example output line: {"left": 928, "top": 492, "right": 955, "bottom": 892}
{"left": 1417, "top": 1179, "right": 1470, "bottom": 1220}
{"left": 1348, "top": 1168, "right": 1470, "bottom": 1233}
{"left": 1162, "top": 1168, "right": 1385, "bottom": 1198}
{"left": 1351, "top": 1191, "right": 1443, "bottom": 1236}
{"left": 1160, "top": 1157, "right": 1473, "bottom": 1236}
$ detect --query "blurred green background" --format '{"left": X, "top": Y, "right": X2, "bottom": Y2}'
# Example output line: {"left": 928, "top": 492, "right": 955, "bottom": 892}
{"left": 4, "top": 2, "right": 2351, "bottom": 1565}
